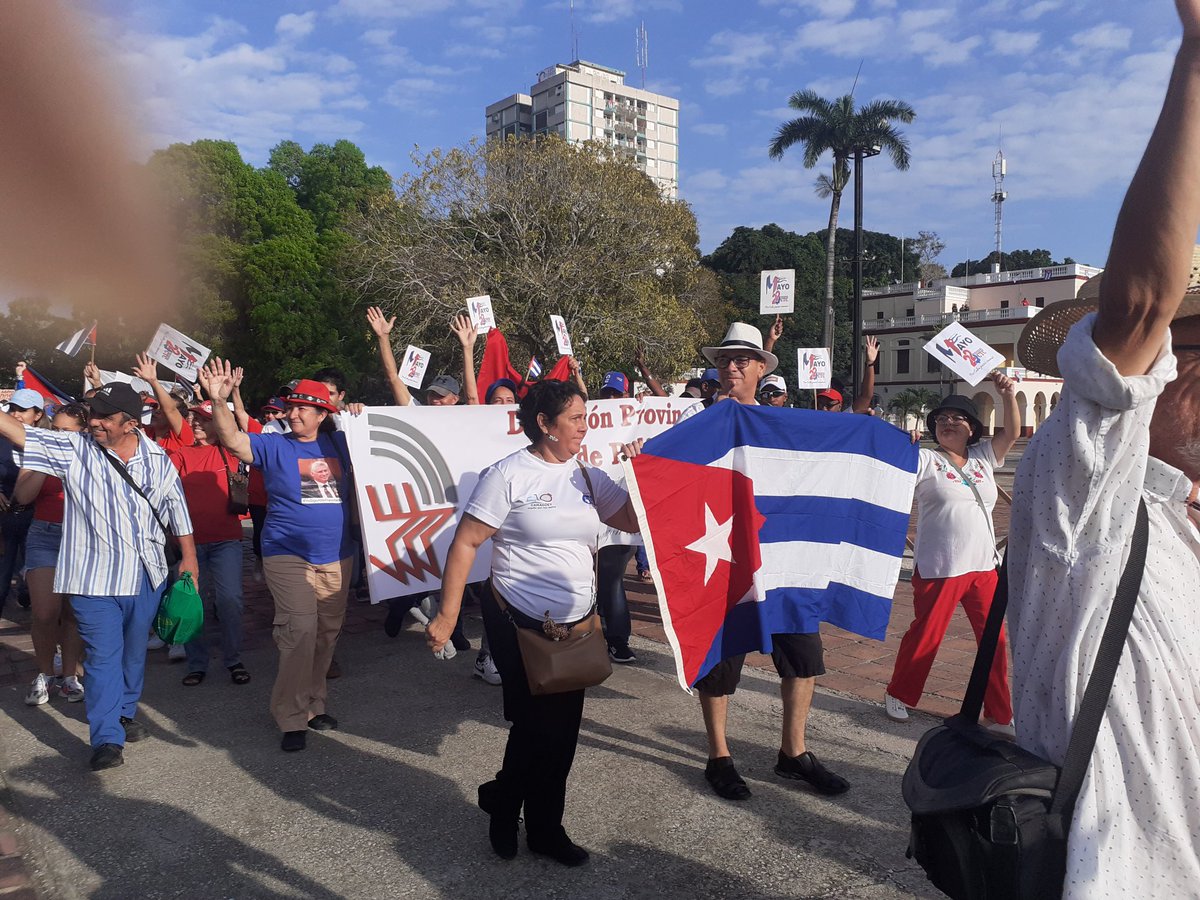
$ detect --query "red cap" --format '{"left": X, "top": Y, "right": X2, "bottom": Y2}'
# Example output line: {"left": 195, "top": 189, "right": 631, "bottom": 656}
{"left": 285, "top": 379, "right": 338, "bottom": 413}
{"left": 816, "top": 389, "right": 843, "bottom": 404}
{"left": 190, "top": 401, "right": 214, "bottom": 419}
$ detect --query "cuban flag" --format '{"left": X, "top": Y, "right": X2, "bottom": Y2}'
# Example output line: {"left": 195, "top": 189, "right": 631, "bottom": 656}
{"left": 55, "top": 322, "right": 97, "bottom": 357}
{"left": 525, "top": 356, "right": 543, "bottom": 381}
{"left": 21, "top": 366, "right": 73, "bottom": 405}
{"left": 626, "top": 401, "right": 918, "bottom": 690}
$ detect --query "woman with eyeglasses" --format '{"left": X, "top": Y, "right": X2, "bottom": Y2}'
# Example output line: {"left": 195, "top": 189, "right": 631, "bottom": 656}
{"left": 883, "top": 372, "right": 1020, "bottom": 734}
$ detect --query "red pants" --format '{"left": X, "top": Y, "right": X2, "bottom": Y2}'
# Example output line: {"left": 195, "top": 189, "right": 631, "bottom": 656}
{"left": 886, "top": 568, "right": 1012, "bottom": 725}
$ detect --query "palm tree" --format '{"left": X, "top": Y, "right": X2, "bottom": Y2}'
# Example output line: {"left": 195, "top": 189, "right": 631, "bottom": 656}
{"left": 887, "top": 387, "right": 942, "bottom": 430}
{"left": 769, "top": 91, "right": 916, "bottom": 353}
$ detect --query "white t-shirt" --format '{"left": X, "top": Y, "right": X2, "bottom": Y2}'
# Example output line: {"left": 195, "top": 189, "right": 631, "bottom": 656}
{"left": 913, "top": 440, "right": 1001, "bottom": 579}
{"left": 464, "top": 448, "right": 628, "bottom": 622}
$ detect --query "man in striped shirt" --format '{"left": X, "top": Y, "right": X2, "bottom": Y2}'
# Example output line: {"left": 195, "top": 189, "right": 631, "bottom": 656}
{"left": 0, "top": 382, "right": 197, "bottom": 771}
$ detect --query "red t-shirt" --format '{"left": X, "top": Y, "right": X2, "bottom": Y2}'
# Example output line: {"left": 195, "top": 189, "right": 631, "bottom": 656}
{"left": 245, "top": 418, "right": 268, "bottom": 506}
{"left": 147, "top": 419, "right": 195, "bottom": 455}
{"left": 33, "top": 475, "right": 64, "bottom": 524}
{"left": 170, "top": 444, "right": 245, "bottom": 544}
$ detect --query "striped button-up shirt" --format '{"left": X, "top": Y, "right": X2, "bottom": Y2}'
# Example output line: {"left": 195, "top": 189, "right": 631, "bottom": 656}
{"left": 19, "top": 428, "right": 193, "bottom": 596}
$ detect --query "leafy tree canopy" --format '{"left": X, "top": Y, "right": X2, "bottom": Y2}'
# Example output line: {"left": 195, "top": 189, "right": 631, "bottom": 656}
{"left": 950, "top": 249, "right": 1075, "bottom": 278}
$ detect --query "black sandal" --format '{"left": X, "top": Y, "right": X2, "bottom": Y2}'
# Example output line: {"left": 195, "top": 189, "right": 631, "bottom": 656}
{"left": 182, "top": 671, "right": 205, "bottom": 686}
{"left": 704, "top": 756, "right": 752, "bottom": 801}
{"left": 228, "top": 664, "right": 251, "bottom": 685}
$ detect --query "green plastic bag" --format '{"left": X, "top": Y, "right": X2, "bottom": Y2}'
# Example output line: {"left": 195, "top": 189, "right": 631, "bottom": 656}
{"left": 154, "top": 572, "right": 204, "bottom": 645}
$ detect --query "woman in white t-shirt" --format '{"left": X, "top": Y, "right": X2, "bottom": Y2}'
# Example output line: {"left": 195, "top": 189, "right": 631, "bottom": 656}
{"left": 427, "top": 380, "right": 642, "bottom": 868}
{"left": 884, "top": 373, "right": 1020, "bottom": 731}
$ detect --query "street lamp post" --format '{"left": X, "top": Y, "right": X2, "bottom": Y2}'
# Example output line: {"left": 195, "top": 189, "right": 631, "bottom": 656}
{"left": 851, "top": 143, "right": 881, "bottom": 401}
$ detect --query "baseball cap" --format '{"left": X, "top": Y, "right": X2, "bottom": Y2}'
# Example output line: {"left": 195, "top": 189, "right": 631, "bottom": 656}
{"left": 816, "top": 388, "right": 843, "bottom": 404}
{"left": 759, "top": 375, "right": 787, "bottom": 395}
{"left": 262, "top": 397, "right": 285, "bottom": 413}
{"left": 427, "top": 375, "right": 461, "bottom": 398}
{"left": 600, "top": 372, "right": 629, "bottom": 395}
{"left": 88, "top": 382, "right": 145, "bottom": 419}
{"left": 8, "top": 389, "right": 45, "bottom": 411}
{"left": 190, "top": 401, "right": 214, "bottom": 419}
{"left": 702, "top": 368, "right": 720, "bottom": 385}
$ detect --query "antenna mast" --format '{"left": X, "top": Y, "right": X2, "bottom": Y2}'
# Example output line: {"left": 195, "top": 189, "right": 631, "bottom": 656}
{"left": 991, "top": 147, "right": 1007, "bottom": 272}
{"left": 636, "top": 21, "right": 649, "bottom": 89}
{"left": 570, "top": 0, "right": 579, "bottom": 60}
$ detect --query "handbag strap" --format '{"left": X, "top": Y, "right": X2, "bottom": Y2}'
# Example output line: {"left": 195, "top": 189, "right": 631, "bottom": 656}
{"left": 97, "top": 440, "right": 173, "bottom": 542}
{"left": 575, "top": 460, "right": 601, "bottom": 591}
{"left": 937, "top": 449, "right": 998, "bottom": 555}
{"left": 958, "top": 499, "right": 1149, "bottom": 830}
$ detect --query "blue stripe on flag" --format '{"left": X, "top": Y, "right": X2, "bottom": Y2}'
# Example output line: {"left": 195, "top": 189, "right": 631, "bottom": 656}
{"left": 755, "top": 495, "right": 911, "bottom": 557}
{"left": 644, "top": 401, "right": 919, "bottom": 473}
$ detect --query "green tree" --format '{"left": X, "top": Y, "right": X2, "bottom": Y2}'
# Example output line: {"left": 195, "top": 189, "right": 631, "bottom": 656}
{"left": 950, "top": 249, "right": 1067, "bottom": 277}
{"left": 888, "top": 387, "right": 941, "bottom": 429}
{"left": 910, "top": 230, "right": 947, "bottom": 283}
{"left": 768, "top": 91, "right": 916, "bottom": 352}
{"left": 345, "top": 137, "right": 716, "bottom": 385}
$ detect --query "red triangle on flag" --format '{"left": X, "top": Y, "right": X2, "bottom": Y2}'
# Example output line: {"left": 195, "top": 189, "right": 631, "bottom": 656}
{"left": 630, "top": 454, "right": 765, "bottom": 687}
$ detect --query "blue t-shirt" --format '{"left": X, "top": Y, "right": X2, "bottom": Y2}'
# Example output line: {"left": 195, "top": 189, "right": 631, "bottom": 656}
{"left": 249, "top": 430, "right": 353, "bottom": 564}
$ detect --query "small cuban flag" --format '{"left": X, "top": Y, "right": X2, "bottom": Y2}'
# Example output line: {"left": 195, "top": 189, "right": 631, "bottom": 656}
{"left": 525, "top": 355, "right": 543, "bottom": 381}
{"left": 625, "top": 401, "right": 919, "bottom": 690}
{"left": 55, "top": 322, "right": 97, "bottom": 357}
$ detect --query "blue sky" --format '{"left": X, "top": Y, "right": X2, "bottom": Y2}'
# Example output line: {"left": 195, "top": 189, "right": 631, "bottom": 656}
{"left": 94, "top": 0, "right": 1187, "bottom": 276}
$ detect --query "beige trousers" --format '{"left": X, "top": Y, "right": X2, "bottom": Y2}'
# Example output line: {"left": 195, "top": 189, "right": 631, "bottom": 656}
{"left": 262, "top": 555, "right": 352, "bottom": 732}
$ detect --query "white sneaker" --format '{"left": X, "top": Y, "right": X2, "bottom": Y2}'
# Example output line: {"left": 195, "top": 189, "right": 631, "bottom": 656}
{"left": 473, "top": 654, "right": 502, "bottom": 686}
{"left": 168, "top": 644, "right": 186, "bottom": 662}
{"left": 147, "top": 633, "right": 166, "bottom": 651}
{"left": 59, "top": 675, "right": 85, "bottom": 702}
{"left": 24, "top": 673, "right": 52, "bottom": 706}
{"left": 884, "top": 693, "right": 910, "bottom": 722}
{"left": 984, "top": 720, "right": 1016, "bottom": 739}
{"left": 52, "top": 650, "right": 63, "bottom": 676}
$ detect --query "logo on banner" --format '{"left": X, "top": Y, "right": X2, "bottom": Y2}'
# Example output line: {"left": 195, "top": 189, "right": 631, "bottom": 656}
{"left": 365, "top": 414, "right": 459, "bottom": 585}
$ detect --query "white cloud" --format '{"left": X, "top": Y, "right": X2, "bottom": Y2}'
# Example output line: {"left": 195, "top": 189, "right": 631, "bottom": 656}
{"left": 693, "top": 123, "right": 729, "bottom": 137}
{"left": 1071, "top": 23, "right": 1133, "bottom": 51}
{"left": 1020, "top": 0, "right": 1064, "bottom": 21}
{"left": 331, "top": 0, "right": 455, "bottom": 19}
{"left": 796, "top": 16, "right": 890, "bottom": 57}
{"left": 911, "top": 33, "right": 983, "bottom": 68}
{"left": 685, "top": 169, "right": 730, "bottom": 192}
{"left": 760, "top": 0, "right": 858, "bottom": 17}
{"left": 276, "top": 12, "right": 317, "bottom": 42}
{"left": 704, "top": 75, "right": 748, "bottom": 97}
{"left": 693, "top": 30, "right": 777, "bottom": 70}
{"left": 990, "top": 29, "right": 1042, "bottom": 56}
{"left": 384, "top": 77, "right": 451, "bottom": 112}
{"left": 361, "top": 28, "right": 395, "bottom": 47}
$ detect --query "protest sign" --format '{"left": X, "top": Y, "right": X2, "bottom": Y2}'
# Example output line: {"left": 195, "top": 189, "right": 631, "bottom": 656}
{"left": 795, "top": 348, "right": 832, "bottom": 389}
{"left": 146, "top": 324, "right": 210, "bottom": 382}
{"left": 466, "top": 295, "right": 495, "bottom": 334}
{"left": 923, "top": 322, "right": 1004, "bottom": 386}
{"left": 759, "top": 269, "right": 795, "bottom": 314}
{"left": 550, "top": 314, "right": 573, "bottom": 356}
{"left": 342, "top": 397, "right": 698, "bottom": 602}
{"left": 398, "top": 345, "right": 431, "bottom": 389}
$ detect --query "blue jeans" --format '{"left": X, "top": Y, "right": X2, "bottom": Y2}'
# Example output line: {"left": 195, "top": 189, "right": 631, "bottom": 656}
{"left": 184, "top": 541, "right": 244, "bottom": 673}
{"left": 597, "top": 545, "right": 635, "bottom": 645}
{"left": 635, "top": 545, "right": 649, "bottom": 573}
{"left": 0, "top": 506, "right": 33, "bottom": 614}
{"left": 71, "top": 571, "right": 162, "bottom": 748}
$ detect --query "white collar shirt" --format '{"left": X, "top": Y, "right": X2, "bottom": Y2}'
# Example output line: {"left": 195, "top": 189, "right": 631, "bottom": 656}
{"left": 1007, "top": 313, "right": 1200, "bottom": 899}
{"left": 18, "top": 428, "right": 194, "bottom": 596}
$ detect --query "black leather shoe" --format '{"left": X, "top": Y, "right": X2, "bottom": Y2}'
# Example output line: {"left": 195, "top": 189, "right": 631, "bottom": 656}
{"left": 307, "top": 714, "right": 338, "bottom": 731}
{"left": 90, "top": 743, "right": 124, "bottom": 771}
{"left": 384, "top": 599, "right": 408, "bottom": 638}
{"left": 281, "top": 731, "right": 307, "bottom": 752}
{"left": 478, "top": 779, "right": 520, "bottom": 860}
{"left": 527, "top": 829, "right": 589, "bottom": 867}
{"left": 120, "top": 716, "right": 148, "bottom": 743}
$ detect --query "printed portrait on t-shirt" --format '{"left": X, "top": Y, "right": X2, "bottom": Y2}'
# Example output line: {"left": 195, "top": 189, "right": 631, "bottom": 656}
{"left": 298, "top": 457, "right": 343, "bottom": 504}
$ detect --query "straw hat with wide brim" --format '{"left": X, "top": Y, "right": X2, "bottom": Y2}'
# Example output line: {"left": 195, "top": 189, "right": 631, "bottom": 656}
{"left": 701, "top": 322, "right": 779, "bottom": 375}
{"left": 1018, "top": 248, "right": 1200, "bottom": 377}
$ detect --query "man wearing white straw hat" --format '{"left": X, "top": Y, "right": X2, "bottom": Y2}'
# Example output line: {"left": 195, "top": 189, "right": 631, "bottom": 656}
{"left": 680, "top": 322, "right": 850, "bottom": 802}
{"left": 1008, "top": 2, "right": 1200, "bottom": 895}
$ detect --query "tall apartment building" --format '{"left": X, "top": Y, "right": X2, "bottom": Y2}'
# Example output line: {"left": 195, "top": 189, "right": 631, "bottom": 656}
{"left": 485, "top": 60, "right": 680, "bottom": 199}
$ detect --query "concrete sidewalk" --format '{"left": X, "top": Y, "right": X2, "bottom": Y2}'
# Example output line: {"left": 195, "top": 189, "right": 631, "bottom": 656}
{"left": 0, "top": 605, "right": 940, "bottom": 899}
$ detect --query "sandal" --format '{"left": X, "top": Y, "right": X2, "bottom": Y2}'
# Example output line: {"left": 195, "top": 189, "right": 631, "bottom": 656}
{"left": 704, "top": 756, "right": 752, "bottom": 801}
{"left": 228, "top": 664, "right": 251, "bottom": 685}
{"left": 182, "top": 671, "right": 205, "bottom": 686}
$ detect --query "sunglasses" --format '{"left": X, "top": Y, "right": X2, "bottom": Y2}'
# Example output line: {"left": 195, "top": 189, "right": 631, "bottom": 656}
{"left": 759, "top": 390, "right": 785, "bottom": 398}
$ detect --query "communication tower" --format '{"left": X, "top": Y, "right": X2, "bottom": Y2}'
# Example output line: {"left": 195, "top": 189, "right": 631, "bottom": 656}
{"left": 991, "top": 149, "right": 1007, "bottom": 272}
{"left": 636, "top": 21, "right": 649, "bottom": 89}
{"left": 569, "top": 0, "right": 579, "bottom": 60}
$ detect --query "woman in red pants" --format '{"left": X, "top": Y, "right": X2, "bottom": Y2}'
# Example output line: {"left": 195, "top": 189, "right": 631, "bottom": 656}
{"left": 884, "top": 372, "right": 1020, "bottom": 734}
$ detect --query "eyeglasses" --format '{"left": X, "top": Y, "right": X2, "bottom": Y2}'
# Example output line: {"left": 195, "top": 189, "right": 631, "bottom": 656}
{"left": 759, "top": 390, "right": 785, "bottom": 398}
{"left": 816, "top": 399, "right": 841, "bottom": 409}
{"left": 934, "top": 414, "right": 969, "bottom": 426}
{"left": 714, "top": 355, "right": 756, "bottom": 369}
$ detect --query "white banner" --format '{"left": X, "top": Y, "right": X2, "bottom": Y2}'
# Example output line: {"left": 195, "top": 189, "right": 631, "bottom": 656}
{"left": 146, "top": 323, "right": 211, "bottom": 383}
{"left": 923, "top": 322, "right": 1003, "bottom": 386}
{"left": 795, "top": 347, "right": 832, "bottom": 389}
{"left": 760, "top": 269, "right": 795, "bottom": 314}
{"left": 342, "top": 397, "right": 698, "bottom": 602}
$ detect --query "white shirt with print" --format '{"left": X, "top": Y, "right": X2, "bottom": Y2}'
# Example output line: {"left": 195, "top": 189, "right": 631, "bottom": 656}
{"left": 913, "top": 440, "right": 1001, "bottom": 579}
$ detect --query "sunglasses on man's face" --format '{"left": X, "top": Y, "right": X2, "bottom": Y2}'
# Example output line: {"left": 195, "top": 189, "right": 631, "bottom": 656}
{"left": 759, "top": 390, "right": 785, "bottom": 399}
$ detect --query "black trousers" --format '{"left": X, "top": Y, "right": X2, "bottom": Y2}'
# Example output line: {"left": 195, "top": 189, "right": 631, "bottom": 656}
{"left": 480, "top": 589, "right": 586, "bottom": 838}
{"left": 596, "top": 545, "right": 635, "bottom": 644}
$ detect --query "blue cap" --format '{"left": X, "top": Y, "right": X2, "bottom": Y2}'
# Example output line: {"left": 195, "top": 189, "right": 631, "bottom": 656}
{"left": 702, "top": 368, "right": 720, "bottom": 384}
{"left": 600, "top": 372, "right": 629, "bottom": 395}
{"left": 8, "top": 388, "right": 45, "bottom": 411}
{"left": 485, "top": 378, "right": 518, "bottom": 403}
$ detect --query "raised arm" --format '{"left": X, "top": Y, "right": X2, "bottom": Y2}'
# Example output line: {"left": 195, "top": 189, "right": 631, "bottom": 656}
{"left": 230, "top": 366, "right": 252, "bottom": 431}
{"left": 83, "top": 359, "right": 103, "bottom": 390}
{"left": 367, "top": 306, "right": 412, "bottom": 406}
{"left": 853, "top": 335, "right": 879, "bottom": 414}
{"left": 1093, "top": 2, "right": 1200, "bottom": 375}
{"left": 132, "top": 353, "right": 184, "bottom": 437}
{"left": 197, "top": 358, "right": 253, "bottom": 463}
{"left": 764, "top": 314, "right": 784, "bottom": 354}
{"left": 988, "top": 372, "right": 1021, "bottom": 462}
{"left": 569, "top": 357, "right": 589, "bottom": 400}
{"left": 634, "top": 346, "right": 666, "bottom": 397}
{"left": 0, "top": 411, "right": 26, "bottom": 450}
{"left": 450, "top": 313, "right": 480, "bottom": 405}
{"left": 426, "top": 513, "right": 498, "bottom": 653}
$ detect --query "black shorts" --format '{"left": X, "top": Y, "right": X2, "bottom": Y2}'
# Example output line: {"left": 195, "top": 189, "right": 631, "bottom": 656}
{"left": 693, "top": 632, "right": 824, "bottom": 696}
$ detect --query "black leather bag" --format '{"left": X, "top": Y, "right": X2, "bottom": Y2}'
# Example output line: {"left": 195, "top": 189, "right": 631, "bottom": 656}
{"left": 902, "top": 501, "right": 1148, "bottom": 900}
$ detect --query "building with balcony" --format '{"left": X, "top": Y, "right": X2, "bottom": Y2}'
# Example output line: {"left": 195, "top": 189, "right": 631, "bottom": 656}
{"left": 861, "top": 263, "right": 1103, "bottom": 435}
{"left": 484, "top": 60, "right": 679, "bottom": 199}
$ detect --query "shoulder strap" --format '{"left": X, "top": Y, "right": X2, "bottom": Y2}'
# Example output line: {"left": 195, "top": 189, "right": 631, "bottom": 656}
{"left": 937, "top": 448, "right": 998, "bottom": 553}
{"left": 958, "top": 499, "right": 1149, "bottom": 831}
{"left": 97, "top": 442, "right": 172, "bottom": 541}
{"left": 575, "top": 460, "right": 601, "bottom": 602}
